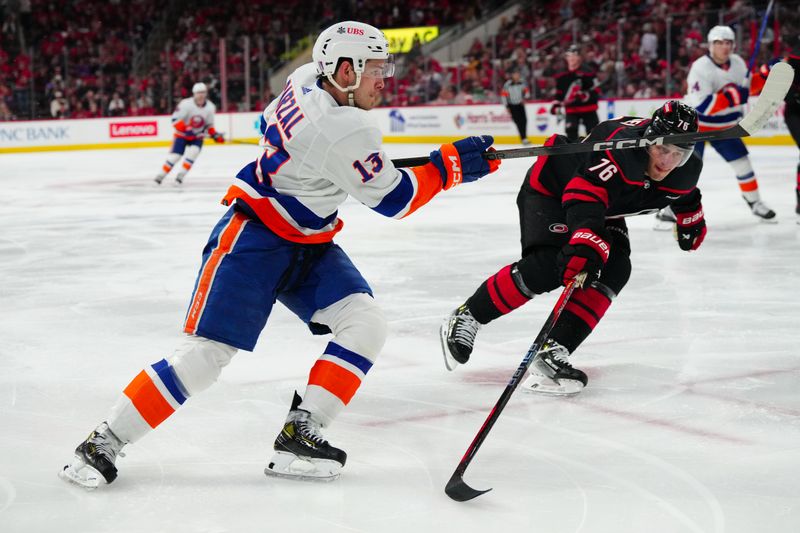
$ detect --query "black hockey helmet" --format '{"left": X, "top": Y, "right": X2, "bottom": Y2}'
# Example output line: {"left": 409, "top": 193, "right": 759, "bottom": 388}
{"left": 566, "top": 44, "right": 581, "bottom": 55}
{"left": 646, "top": 100, "right": 698, "bottom": 148}
{"left": 645, "top": 100, "right": 698, "bottom": 166}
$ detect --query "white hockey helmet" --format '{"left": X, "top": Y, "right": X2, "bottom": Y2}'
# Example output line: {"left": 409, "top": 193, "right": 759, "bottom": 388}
{"left": 192, "top": 82, "right": 208, "bottom": 94}
{"left": 707, "top": 25, "right": 735, "bottom": 44}
{"left": 312, "top": 21, "right": 394, "bottom": 97}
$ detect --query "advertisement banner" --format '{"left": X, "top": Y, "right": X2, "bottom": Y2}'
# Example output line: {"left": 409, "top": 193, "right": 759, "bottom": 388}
{"left": 0, "top": 98, "right": 792, "bottom": 153}
{"left": 109, "top": 121, "right": 159, "bottom": 138}
{"left": 382, "top": 26, "right": 439, "bottom": 54}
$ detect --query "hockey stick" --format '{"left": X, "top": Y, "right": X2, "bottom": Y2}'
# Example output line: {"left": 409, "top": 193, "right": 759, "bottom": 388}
{"left": 444, "top": 272, "right": 586, "bottom": 502}
{"left": 747, "top": 0, "right": 775, "bottom": 73}
{"left": 230, "top": 139, "right": 260, "bottom": 145}
{"left": 391, "top": 62, "right": 794, "bottom": 168}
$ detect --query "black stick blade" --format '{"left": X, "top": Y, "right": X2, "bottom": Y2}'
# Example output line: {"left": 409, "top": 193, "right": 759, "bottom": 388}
{"left": 444, "top": 471, "right": 492, "bottom": 502}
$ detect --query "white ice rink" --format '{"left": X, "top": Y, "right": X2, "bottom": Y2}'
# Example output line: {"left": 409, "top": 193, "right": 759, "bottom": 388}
{"left": 1, "top": 142, "right": 799, "bottom": 533}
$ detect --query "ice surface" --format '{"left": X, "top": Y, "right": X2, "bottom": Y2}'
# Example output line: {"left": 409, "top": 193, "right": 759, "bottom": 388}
{"left": 1, "top": 142, "right": 799, "bottom": 532}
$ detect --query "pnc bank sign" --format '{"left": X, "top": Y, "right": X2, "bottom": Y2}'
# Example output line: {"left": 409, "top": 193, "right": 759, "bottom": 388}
{"left": 0, "top": 125, "right": 69, "bottom": 142}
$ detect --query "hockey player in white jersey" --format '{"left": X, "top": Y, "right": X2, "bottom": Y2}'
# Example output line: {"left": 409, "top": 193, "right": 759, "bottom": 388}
{"left": 154, "top": 82, "right": 225, "bottom": 185}
{"left": 661, "top": 25, "right": 775, "bottom": 222}
{"left": 61, "top": 21, "right": 501, "bottom": 488}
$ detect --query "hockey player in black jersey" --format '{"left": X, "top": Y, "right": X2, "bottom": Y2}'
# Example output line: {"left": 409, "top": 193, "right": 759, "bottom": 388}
{"left": 551, "top": 44, "right": 601, "bottom": 141}
{"left": 441, "top": 101, "right": 706, "bottom": 395}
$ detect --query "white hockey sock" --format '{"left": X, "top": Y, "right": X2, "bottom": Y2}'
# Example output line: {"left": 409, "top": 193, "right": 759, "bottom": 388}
{"left": 729, "top": 156, "right": 760, "bottom": 202}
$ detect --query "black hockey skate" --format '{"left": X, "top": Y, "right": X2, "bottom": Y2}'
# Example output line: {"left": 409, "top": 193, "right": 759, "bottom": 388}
{"left": 439, "top": 303, "right": 481, "bottom": 370}
{"left": 60, "top": 422, "right": 126, "bottom": 489}
{"left": 522, "top": 340, "right": 587, "bottom": 396}
{"left": 745, "top": 198, "right": 776, "bottom": 221}
{"left": 264, "top": 392, "right": 346, "bottom": 482}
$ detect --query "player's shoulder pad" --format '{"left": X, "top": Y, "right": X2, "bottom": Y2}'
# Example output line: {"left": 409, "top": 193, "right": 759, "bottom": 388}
{"left": 325, "top": 107, "right": 383, "bottom": 153}
{"left": 690, "top": 54, "right": 713, "bottom": 70}
{"left": 589, "top": 117, "right": 647, "bottom": 140}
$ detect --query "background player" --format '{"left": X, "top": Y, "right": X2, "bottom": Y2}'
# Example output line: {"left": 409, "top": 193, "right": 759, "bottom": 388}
{"left": 154, "top": 82, "right": 225, "bottom": 185}
{"left": 61, "top": 21, "right": 500, "bottom": 488}
{"left": 550, "top": 44, "right": 600, "bottom": 142}
{"left": 674, "top": 25, "right": 775, "bottom": 222}
{"left": 441, "top": 102, "right": 706, "bottom": 395}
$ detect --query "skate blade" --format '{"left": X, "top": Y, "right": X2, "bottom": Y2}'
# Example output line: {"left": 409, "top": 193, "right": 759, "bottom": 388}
{"left": 652, "top": 218, "right": 674, "bottom": 231}
{"left": 439, "top": 322, "right": 460, "bottom": 372}
{"left": 264, "top": 452, "right": 341, "bottom": 482}
{"left": 521, "top": 373, "right": 584, "bottom": 396}
{"left": 59, "top": 456, "right": 103, "bottom": 490}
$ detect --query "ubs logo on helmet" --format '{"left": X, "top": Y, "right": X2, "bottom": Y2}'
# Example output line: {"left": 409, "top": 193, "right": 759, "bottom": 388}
{"left": 339, "top": 26, "right": 364, "bottom": 35}
{"left": 549, "top": 223, "right": 569, "bottom": 233}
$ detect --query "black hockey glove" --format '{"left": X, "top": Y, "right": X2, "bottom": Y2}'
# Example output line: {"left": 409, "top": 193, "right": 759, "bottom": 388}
{"left": 673, "top": 204, "right": 706, "bottom": 251}
{"left": 557, "top": 227, "right": 611, "bottom": 286}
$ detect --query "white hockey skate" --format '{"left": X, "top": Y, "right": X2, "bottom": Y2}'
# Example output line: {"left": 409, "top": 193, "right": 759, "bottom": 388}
{"left": 60, "top": 422, "right": 126, "bottom": 489}
{"left": 652, "top": 205, "right": 676, "bottom": 231}
{"left": 522, "top": 340, "right": 587, "bottom": 396}
{"left": 264, "top": 392, "right": 346, "bottom": 482}
{"left": 745, "top": 198, "right": 777, "bottom": 222}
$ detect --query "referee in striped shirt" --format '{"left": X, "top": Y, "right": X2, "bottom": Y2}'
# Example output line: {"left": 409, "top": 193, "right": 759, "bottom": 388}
{"left": 501, "top": 70, "right": 531, "bottom": 145}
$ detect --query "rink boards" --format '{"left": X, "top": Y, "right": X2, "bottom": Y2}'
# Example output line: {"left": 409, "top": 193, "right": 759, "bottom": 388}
{"left": 0, "top": 97, "right": 795, "bottom": 153}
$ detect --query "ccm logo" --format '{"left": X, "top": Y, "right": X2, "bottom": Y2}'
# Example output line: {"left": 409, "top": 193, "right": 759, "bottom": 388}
{"left": 679, "top": 210, "right": 703, "bottom": 224}
{"left": 592, "top": 137, "right": 664, "bottom": 150}
{"left": 448, "top": 155, "right": 462, "bottom": 185}
{"left": 572, "top": 231, "right": 610, "bottom": 258}
{"left": 109, "top": 121, "right": 158, "bottom": 138}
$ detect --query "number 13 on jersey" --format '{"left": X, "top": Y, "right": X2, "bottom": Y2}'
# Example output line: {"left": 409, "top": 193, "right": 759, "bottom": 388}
{"left": 353, "top": 152, "right": 384, "bottom": 182}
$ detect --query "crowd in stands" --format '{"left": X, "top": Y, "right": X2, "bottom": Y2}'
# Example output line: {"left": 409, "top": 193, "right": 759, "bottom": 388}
{"left": 1, "top": 0, "right": 798, "bottom": 121}
{"left": 385, "top": 0, "right": 800, "bottom": 107}
{"left": 0, "top": 0, "right": 496, "bottom": 120}
{"left": 1, "top": 0, "right": 158, "bottom": 120}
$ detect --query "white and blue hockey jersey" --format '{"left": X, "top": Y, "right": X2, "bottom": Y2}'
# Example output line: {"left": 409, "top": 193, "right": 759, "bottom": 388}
{"left": 172, "top": 97, "right": 218, "bottom": 140}
{"left": 222, "top": 63, "right": 445, "bottom": 243}
{"left": 684, "top": 53, "right": 749, "bottom": 131}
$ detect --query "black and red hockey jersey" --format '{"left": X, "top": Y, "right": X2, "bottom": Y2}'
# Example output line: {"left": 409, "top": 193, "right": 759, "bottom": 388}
{"left": 553, "top": 63, "right": 600, "bottom": 114}
{"left": 523, "top": 116, "right": 703, "bottom": 231}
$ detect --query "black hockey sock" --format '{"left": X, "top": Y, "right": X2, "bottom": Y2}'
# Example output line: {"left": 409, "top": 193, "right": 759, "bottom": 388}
{"left": 549, "top": 312, "right": 592, "bottom": 354}
{"left": 549, "top": 285, "right": 613, "bottom": 353}
{"left": 467, "top": 264, "right": 533, "bottom": 324}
